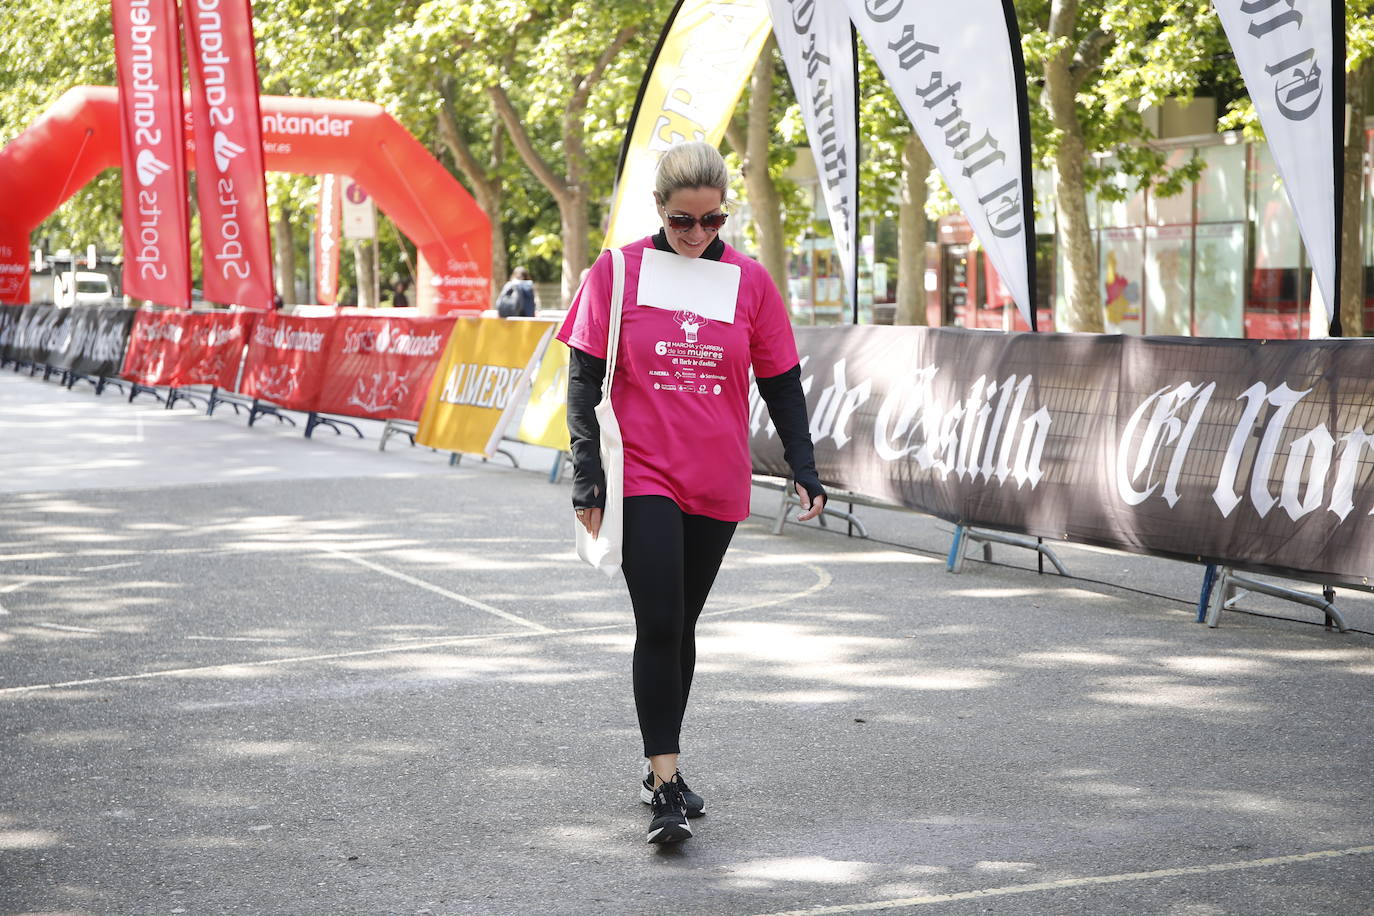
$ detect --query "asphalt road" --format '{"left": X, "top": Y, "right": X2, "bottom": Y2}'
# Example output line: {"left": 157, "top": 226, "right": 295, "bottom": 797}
{"left": 2, "top": 370, "right": 1373, "bottom": 916}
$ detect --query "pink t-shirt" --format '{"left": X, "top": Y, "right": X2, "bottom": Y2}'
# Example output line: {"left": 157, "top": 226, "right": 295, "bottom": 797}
{"left": 557, "top": 236, "right": 799, "bottom": 522}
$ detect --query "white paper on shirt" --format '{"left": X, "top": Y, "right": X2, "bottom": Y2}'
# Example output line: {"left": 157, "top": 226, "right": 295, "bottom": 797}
{"left": 637, "top": 249, "right": 740, "bottom": 324}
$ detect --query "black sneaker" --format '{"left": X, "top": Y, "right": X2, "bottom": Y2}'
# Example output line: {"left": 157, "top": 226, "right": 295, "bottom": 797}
{"left": 640, "top": 764, "right": 705, "bottom": 817}
{"left": 646, "top": 780, "right": 692, "bottom": 844}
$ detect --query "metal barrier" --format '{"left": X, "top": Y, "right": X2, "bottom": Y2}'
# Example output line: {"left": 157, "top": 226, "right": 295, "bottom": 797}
{"left": 305, "top": 413, "right": 363, "bottom": 439}
{"left": 1199, "top": 563, "right": 1349, "bottom": 632}
{"left": 379, "top": 419, "right": 418, "bottom": 451}
{"left": 754, "top": 476, "right": 872, "bottom": 538}
{"left": 946, "top": 525, "right": 1068, "bottom": 576}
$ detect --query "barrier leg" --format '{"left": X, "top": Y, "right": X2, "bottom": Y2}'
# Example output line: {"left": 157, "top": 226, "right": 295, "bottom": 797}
{"left": 548, "top": 451, "right": 564, "bottom": 484}
{"left": 951, "top": 528, "right": 1068, "bottom": 576}
{"left": 305, "top": 413, "right": 363, "bottom": 439}
{"left": 128, "top": 383, "right": 165, "bottom": 405}
{"left": 207, "top": 387, "right": 245, "bottom": 416}
{"left": 378, "top": 419, "right": 417, "bottom": 451}
{"left": 166, "top": 387, "right": 208, "bottom": 411}
{"left": 1196, "top": 563, "right": 1218, "bottom": 624}
{"left": 248, "top": 399, "right": 294, "bottom": 427}
{"left": 1205, "top": 567, "right": 1233, "bottom": 628}
{"left": 1209, "top": 568, "right": 1348, "bottom": 632}
{"left": 946, "top": 525, "right": 967, "bottom": 573}
{"left": 771, "top": 482, "right": 869, "bottom": 537}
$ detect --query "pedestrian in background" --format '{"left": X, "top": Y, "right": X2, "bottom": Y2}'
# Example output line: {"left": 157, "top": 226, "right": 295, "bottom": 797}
{"left": 496, "top": 266, "right": 537, "bottom": 317}
{"left": 559, "top": 141, "right": 825, "bottom": 844}
{"left": 391, "top": 279, "right": 410, "bottom": 309}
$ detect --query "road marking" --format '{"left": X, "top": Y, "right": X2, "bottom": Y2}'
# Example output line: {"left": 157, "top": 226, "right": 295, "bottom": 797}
{"left": 747, "top": 845, "right": 1374, "bottom": 915}
{"left": 186, "top": 635, "right": 284, "bottom": 643}
{"left": 313, "top": 544, "right": 552, "bottom": 633}
{"left": 0, "top": 555, "right": 831, "bottom": 697}
{"left": 78, "top": 561, "right": 142, "bottom": 572}
{"left": 703, "top": 562, "right": 831, "bottom": 619}
{"left": 0, "top": 625, "right": 621, "bottom": 697}
{"left": 28, "top": 622, "right": 102, "bottom": 634}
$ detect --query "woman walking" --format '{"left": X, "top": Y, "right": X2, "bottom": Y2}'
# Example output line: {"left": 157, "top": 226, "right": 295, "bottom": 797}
{"left": 559, "top": 141, "right": 825, "bottom": 844}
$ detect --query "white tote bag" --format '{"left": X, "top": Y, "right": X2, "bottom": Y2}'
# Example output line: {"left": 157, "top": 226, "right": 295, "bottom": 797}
{"left": 575, "top": 247, "right": 627, "bottom": 578}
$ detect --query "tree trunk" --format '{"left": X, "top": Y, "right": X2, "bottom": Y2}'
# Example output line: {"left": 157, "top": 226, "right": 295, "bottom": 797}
{"left": 1043, "top": 0, "right": 1103, "bottom": 332}
{"left": 437, "top": 92, "right": 507, "bottom": 305}
{"left": 740, "top": 36, "right": 789, "bottom": 297}
{"left": 558, "top": 190, "right": 589, "bottom": 306}
{"left": 1340, "top": 59, "right": 1370, "bottom": 337}
{"left": 274, "top": 207, "right": 295, "bottom": 305}
{"left": 896, "top": 133, "right": 931, "bottom": 325}
{"left": 354, "top": 239, "right": 378, "bottom": 308}
{"left": 485, "top": 26, "right": 636, "bottom": 306}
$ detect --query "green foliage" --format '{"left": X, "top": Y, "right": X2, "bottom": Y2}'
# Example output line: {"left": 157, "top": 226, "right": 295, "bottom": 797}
{"left": 7, "top": 0, "right": 1359, "bottom": 299}
{"left": 1, "top": 1, "right": 120, "bottom": 253}
{"left": 854, "top": 42, "right": 910, "bottom": 224}
{"left": 734, "top": 47, "right": 809, "bottom": 255}
{"left": 1019, "top": 0, "right": 1224, "bottom": 200}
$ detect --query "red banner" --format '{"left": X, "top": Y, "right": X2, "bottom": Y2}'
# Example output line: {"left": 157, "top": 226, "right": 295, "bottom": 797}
{"left": 316, "top": 315, "right": 456, "bottom": 420}
{"left": 168, "top": 310, "right": 259, "bottom": 388}
{"left": 111, "top": 0, "right": 192, "bottom": 307}
{"left": 182, "top": 0, "right": 274, "bottom": 310}
{"left": 0, "top": 237, "right": 28, "bottom": 304}
{"left": 315, "top": 175, "right": 340, "bottom": 305}
{"left": 239, "top": 311, "right": 335, "bottom": 410}
{"left": 120, "top": 309, "right": 188, "bottom": 385}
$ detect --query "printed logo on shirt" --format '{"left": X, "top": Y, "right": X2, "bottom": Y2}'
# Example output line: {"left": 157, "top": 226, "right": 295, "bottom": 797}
{"left": 673, "top": 310, "right": 708, "bottom": 343}
{"left": 648, "top": 308, "right": 730, "bottom": 397}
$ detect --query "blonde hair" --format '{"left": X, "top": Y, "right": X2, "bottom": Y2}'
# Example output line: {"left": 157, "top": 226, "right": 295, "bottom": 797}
{"left": 653, "top": 141, "right": 729, "bottom": 204}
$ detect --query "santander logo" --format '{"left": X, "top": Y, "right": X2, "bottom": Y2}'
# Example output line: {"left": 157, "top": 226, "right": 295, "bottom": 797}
{"left": 213, "top": 132, "right": 245, "bottom": 171}
{"left": 136, "top": 149, "right": 171, "bottom": 187}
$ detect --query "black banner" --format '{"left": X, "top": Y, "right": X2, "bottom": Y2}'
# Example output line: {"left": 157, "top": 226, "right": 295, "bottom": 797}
{"left": 0, "top": 304, "right": 135, "bottom": 376}
{"left": 3, "top": 304, "right": 68, "bottom": 365}
{"left": 0, "top": 305, "right": 25, "bottom": 361}
{"left": 48, "top": 305, "right": 137, "bottom": 375}
{"left": 749, "top": 327, "right": 1374, "bottom": 588}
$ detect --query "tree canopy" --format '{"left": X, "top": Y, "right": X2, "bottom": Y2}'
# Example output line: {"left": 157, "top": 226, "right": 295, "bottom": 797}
{"left": 1, "top": 0, "right": 1368, "bottom": 322}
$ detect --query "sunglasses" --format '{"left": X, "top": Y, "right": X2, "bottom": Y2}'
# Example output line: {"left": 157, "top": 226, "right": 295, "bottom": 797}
{"left": 663, "top": 211, "right": 729, "bottom": 232}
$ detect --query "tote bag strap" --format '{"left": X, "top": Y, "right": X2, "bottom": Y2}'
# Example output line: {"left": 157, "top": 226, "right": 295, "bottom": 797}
{"left": 602, "top": 248, "right": 626, "bottom": 400}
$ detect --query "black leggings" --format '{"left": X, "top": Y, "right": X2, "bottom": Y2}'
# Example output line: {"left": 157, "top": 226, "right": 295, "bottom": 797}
{"left": 621, "top": 495, "right": 737, "bottom": 757}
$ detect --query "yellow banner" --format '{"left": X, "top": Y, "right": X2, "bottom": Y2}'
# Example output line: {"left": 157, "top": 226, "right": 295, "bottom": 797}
{"left": 516, "top": 339, "right": 571, "bottom": 452}
{"left": 416, "top": 318, "right": 555, "bottom": 457}
{"left": 603, "top": 0, "right": 772, "bottom": 249}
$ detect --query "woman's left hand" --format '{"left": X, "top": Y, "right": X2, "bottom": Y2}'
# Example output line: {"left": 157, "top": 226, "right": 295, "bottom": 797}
{"left": 795, "top": 484, "right": 826, "bottom": 522}
{"left": 576, "top": 506, "right": 603, "bottom": 538}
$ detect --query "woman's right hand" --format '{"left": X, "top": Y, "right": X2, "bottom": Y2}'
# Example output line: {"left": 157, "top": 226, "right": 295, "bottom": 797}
{"left": 575, "top": 507, "right": 603, "bottom": 538}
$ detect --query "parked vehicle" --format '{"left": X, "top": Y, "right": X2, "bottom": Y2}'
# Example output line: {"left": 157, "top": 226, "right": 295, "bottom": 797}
{"left": 54, "top": 270, "right": 114, "bottom": 307}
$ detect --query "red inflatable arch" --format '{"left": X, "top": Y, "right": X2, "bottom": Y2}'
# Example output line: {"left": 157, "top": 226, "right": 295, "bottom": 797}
{"left": 0, "top": 86, "right": 490, "bottom": 312}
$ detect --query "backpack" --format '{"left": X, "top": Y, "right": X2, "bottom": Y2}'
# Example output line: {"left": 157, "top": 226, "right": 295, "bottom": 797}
{"left": 496, "top": 282, "right": 522, "bottom": 317}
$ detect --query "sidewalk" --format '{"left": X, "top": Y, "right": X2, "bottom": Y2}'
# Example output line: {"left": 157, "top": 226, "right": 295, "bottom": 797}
{"left": 2, "top": 369, "right": 1371, "bottom": 915}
